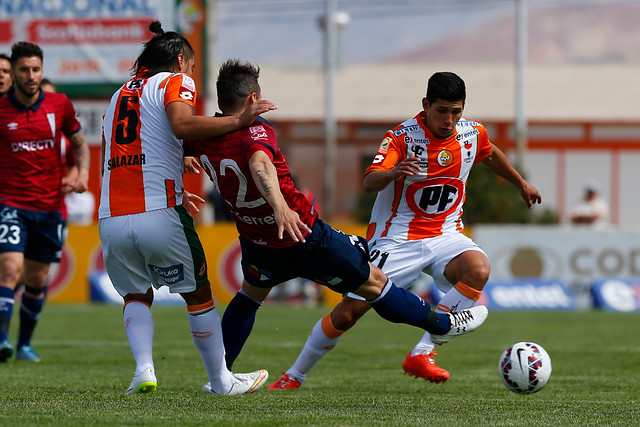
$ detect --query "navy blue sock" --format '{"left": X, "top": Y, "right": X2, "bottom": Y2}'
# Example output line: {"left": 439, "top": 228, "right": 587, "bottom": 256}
{"left": 368, "top": 280, "right": 451, "bottom": 334}
{"left": 0, "top": 287, "right": 15, "bottom": 342}
{"left": 18, "top": 294, "right": 45, "bottom": 348}
{"left": 221, "top": 291, "right": 261, "bottom": 370}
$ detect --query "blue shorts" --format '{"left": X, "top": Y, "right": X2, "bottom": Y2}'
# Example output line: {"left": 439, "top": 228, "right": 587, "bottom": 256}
{"left": 0, "top": 205, "right": 65, "bottom": 263}
{"left": 239, "top": 218, "right": 371, "bottom": 294}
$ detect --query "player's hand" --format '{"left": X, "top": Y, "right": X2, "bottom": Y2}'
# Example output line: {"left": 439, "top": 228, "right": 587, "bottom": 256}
{"left": 238, "top": 99, "right": 278, "bottom": 127}
{"left": 61, "top": 166, "right": 79, "bottom": 195}
{"left": 183, "top": 190, "right": 205, "bottom": 216}
{"left": 64, "top": 169, "right": 89, "bottom": 193}
{"left": 184, "top": 156, "right": 201, "bottom": 174}
{"left": 274, "top": 205, "right": 312, "bottom": 243}
{"left": 392, "top": 152, "right": 422, "bottom": 179}
{"left": 520, "top": 182, "right": 542, "bottom": 208}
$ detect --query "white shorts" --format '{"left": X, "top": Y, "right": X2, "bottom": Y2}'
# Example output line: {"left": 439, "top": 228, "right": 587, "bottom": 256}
{"left": 347, "top": 233, "right": 486, "bottom": 300}
{"left": 98, "top": 206, "right": 209, "bottom": 297}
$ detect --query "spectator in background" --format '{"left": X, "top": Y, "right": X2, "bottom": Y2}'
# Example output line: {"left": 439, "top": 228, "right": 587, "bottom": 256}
{"left": 41, "top": 78, "right": 96, "bottom": 225}
{"left": 0, "top": 53, "right": 11, "bottom": 97}
{"left": 570, "top": 181, "right": 608, "bottom": 227}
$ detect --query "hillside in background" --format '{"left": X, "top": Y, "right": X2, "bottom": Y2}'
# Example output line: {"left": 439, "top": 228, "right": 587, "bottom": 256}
{"left": 389, "top": 3, "right": 640, "bottom": 63}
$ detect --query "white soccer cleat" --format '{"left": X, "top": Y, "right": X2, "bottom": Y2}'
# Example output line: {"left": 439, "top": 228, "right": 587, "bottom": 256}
{"left": 125, "top": 367, "right": 157, "bottom": 395}
{"left": 431, "top": 306, "right": 488, "bottom": 345}
{"left": 202, "top": 369, "right": 269, "bottom": 395}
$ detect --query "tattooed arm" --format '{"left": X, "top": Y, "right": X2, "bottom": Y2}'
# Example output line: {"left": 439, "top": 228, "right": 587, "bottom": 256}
{"left": 66, "top": 130, "right": 91, "bottom": 193}
{"left": 248, "top": 150, "right": 311, "bottom": 242}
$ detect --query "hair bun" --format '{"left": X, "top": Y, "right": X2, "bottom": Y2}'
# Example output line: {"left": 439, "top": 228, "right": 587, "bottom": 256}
{"left": 149, "top": 20, "right": 164, "bottom": 35}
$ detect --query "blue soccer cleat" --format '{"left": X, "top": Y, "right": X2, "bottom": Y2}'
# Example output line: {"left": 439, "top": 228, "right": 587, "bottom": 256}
{"left": 16, "top": 345, "right": 41, "bottom": 362}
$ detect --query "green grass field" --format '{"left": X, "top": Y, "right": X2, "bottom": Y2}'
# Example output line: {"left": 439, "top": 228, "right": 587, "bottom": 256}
{"left": 1, "top": 303, "right": 638, "bottom": 426}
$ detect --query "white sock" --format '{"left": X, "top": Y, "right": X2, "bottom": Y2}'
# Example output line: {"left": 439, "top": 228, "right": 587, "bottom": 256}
{"left": 288, "top": 314, "right": 342, "bottom": 383}
{"left": 411, "top": 285, "right": 478, "bottom": 356}
{"left": 189, "top": 308, "right": 234, "bottom": 393}
{"left": 123, "top": 301, "right": 155, "bottom": 376}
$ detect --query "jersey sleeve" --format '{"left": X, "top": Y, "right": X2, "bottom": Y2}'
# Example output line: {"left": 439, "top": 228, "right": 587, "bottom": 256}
{"left": 244, "top": 123, "right": 277, "bottom": 162}
{"left": 163, "top": 73, "right": 197, "bottom": 109}
{"left": 474, "top": 122, "right": 493, "bottom": 163}
{"left": 364, "top": 131, "right": 404, "bottom": 175}
{"left": 61, "top": 94, "right": 82, "bottom": 137}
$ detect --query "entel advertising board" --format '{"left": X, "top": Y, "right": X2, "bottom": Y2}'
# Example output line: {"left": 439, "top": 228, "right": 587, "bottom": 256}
{"left": 0, "top": 0, "right": 205, "bottom": 88}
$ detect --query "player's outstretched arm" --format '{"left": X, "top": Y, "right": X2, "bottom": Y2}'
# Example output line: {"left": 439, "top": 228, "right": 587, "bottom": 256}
{"left": 248, "top": 150, "right": 311, "bottom": 242}
{"left": 166, "top": 99, "right": 277, "bottom": 140}
{"left": 482, "top": 145, "right": 542, "bottom": 208}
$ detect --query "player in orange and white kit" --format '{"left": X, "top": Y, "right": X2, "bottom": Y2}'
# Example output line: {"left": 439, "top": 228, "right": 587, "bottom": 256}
{"left": 99, "top": 21, "right": 276, "bottom": 395}
{"left": 268, "top": 71, "right": 542, "bottom": 390}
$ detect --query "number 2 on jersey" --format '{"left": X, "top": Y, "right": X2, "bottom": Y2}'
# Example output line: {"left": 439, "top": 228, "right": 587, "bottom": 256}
{"left": 200, "top": 155, "right": 266, "bottom": 209}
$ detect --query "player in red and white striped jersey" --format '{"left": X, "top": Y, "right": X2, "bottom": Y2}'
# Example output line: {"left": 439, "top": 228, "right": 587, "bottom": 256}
{"left": 0, "top": 42, "right": 90, "bottom": 363}
{"left": 269, "top": 72, "right": 541, "bottom": 390}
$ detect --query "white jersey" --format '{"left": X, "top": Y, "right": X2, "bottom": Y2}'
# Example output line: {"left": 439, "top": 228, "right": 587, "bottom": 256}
{"left": 365, "top": 111, "right": 493, "bottom": 242}
{"left": 99, "top": 72, "right": 197, "bottom": 219}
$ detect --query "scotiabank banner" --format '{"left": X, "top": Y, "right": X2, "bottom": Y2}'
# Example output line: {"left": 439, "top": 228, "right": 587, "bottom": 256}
{"left": 0, "top": 0, "right": 204, "bottom": 84}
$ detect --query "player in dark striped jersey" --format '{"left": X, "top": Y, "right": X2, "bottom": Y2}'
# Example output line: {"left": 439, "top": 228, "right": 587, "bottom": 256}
{"left": 0, "top": 42, "right": 90, "bottom": 363}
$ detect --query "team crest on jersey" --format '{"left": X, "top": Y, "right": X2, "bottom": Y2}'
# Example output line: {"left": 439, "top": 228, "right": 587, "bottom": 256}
{"left": 437, "top": 149, "right": 454, "bottom": 167}
{"left": 378, "top": 137, "right": 392, "bottom": 153}
{"left": 181, "top": 74, "right": 196, "bottom": 91}
{"left": 250, "top": 125, "right": 268, "bottom": 140}
{"left": 7, "top": 122, "right": 18, "bottom": 131}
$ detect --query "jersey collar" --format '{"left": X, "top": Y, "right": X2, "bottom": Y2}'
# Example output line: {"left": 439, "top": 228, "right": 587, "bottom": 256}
{"left": 7, "top": 87, "right": 46, "bottom": 113}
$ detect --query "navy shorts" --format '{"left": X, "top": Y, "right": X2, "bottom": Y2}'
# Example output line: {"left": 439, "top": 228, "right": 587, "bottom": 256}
{"left": 0, "top": 205, "right": 65, "bottom": 263}
{"left": 239, "top": 218, "right": 371, "bottom": 294}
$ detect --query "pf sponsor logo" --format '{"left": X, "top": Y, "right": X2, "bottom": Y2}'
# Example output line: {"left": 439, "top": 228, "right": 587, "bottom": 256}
{"left": 437, "top": 149, "right": 453, "bottom": 167}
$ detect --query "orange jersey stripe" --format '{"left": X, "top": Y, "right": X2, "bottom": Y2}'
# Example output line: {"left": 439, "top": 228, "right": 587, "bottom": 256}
{"left": 108, "top": 89, "right": 146, "bottom": 215}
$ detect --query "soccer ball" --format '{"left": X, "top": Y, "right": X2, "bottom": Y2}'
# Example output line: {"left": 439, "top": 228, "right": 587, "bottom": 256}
{"left": 498, "top": 342, "right": 552, "bottom": 394}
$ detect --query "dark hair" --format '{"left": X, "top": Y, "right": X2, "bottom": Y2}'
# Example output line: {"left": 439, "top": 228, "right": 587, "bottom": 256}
{"left": 132, "top": 21, "right": 194, "bottom": 77}
{"left": 10, "top": 42, "right": 43, "bottom": 66}
{"left": 0, "top": 53, "right": 9, "bottom": 62}
{"left": 216, "top": 59, "right": 261, "bottom": 113}
{"left": 41, "top": 77, "right": 55, "bottom": 88}
{"left": 426, "top": 72, "right": 466, "bottom": 104}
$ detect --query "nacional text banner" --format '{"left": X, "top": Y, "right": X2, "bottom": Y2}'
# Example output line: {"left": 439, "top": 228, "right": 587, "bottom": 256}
{"left": 0, "top": 0, "right": 182, "bottom": 84}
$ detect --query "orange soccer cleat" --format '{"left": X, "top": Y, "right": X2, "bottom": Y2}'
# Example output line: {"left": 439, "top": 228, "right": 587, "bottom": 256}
{"left": 267, "top": 372, "right": 302, "bottom": 390}
{"left": 402, "top": 351, "right": 450, "bottom": 383}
